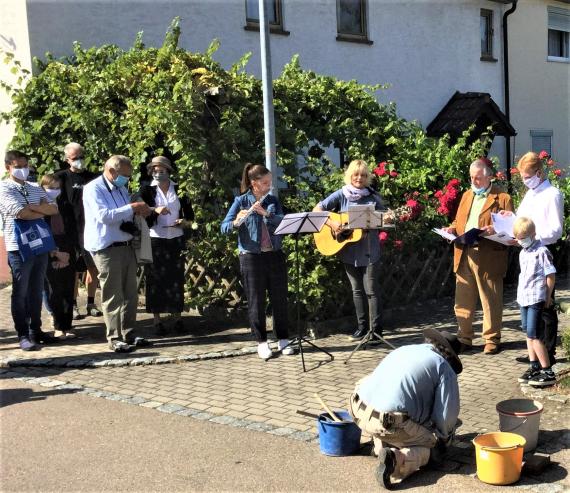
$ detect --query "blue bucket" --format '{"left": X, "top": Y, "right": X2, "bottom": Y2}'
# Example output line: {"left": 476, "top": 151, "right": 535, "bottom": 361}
{"left": 317, "top": 410, "right": 362, "bottom": 456}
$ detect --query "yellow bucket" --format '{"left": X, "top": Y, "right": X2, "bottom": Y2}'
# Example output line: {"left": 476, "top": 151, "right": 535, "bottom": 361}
{"left": 473, "top": 432, "right": 526, "bottom": 485}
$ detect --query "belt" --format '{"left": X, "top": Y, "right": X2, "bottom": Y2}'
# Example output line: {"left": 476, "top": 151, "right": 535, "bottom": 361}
{"left": 354, "top": 394, "right": 408, "bottom": 427}
{"left": 108, "top": 241, "right": 132, "bottom": 248}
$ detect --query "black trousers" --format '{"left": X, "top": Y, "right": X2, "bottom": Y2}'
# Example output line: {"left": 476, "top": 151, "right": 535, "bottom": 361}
{"left": 45, "top": 238, "right": 76, "bottom": 332}
{"left": 239, "top": 250, "right": 289, "bottom": 343}
{"left": 543, "top": 243, "right": 560, "bottom": 357}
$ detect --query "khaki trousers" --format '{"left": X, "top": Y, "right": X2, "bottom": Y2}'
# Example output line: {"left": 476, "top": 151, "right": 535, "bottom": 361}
{"left": 348, "top": 392, "right": 435, "bottom": 481}
{"left": 92, "top": 245, "right": 138, "bottom": 343}
{"left": 454, "top": 247, "right": 503, "bottom": 345}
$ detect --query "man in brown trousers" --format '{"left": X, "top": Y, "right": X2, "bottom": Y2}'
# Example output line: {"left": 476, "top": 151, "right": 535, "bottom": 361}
{"left": 444, "top": 159, "right": 514, "bottom": 354}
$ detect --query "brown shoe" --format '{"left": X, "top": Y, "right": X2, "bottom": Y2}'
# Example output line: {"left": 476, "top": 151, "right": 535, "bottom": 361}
{"left": 457, "top": 342, "right": 473, "bottom": 354}
{"left": 484, "top": 343, "right": 500, "bottom": 355}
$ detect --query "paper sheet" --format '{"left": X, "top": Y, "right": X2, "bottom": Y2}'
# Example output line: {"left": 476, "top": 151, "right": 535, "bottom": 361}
{"left": 491, "top": 212, "right": 516, "bottom": 237}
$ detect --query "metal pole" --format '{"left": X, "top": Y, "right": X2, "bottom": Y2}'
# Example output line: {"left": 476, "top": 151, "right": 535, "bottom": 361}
{"left": 258, "top": 0, "right": 278, "bottom": 196}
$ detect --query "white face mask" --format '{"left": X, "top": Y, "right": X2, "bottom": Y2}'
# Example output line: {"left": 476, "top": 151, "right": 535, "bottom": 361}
{"left": 517, "top": 237, "right": 534, "bottom": 249}
{"left": 45, "top": 188, "right": 61, "bottom": 201}
{"left": 523, "top": 174, "right": 541, "bottom": 190}
{"left": 11, "top": 167, "right": 30, "bottom": 181}
{"left": 71, "top": 159, "right": 83, "bottom": 170}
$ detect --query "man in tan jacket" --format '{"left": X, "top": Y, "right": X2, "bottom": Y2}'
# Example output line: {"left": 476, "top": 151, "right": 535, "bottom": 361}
{"left": 443, "top": 159, "right": 514, "bottom": 354}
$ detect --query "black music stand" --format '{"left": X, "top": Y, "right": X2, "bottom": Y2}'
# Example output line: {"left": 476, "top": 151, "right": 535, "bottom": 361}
{"left": 343, "top": 206, "right": 396, "bottom": 364}
{"left": 275, "top": 212, "right": 334, "bottom": 372}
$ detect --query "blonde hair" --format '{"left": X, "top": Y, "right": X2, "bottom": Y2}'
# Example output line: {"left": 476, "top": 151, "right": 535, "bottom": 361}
{"left": 343, "top": 159, "right": 370, "bottom": 186}
{"left": 517, "top": 152, "right": 543, "bottom": 174}
{"left": 513, "top": 216, "right": 536, "bottom": 238}
{"left": 40, "top": 173, "right": 60, "bottom": 188}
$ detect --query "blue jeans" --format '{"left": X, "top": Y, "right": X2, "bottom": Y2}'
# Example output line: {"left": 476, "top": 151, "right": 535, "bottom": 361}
{"left": 7, "top": 251, "right": 48, "bottom": 338}
{"left": 520, "top": 302, "right": 545, "bottom": 340}
{"left": 344, "top": 260, "right": 382, "bottom": 333}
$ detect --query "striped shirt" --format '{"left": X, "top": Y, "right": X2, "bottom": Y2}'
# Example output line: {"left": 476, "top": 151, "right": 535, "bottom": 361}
{"left": 517, "top": 239, "right": 557, "bottom": 307}
{"left": 0, "top": 179, "right": 48, "bottom": 251}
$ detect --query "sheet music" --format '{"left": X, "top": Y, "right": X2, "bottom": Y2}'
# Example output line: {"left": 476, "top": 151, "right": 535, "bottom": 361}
{"left": 274, "top": 212, "right": 330, "bottom": 235}
{"left": 485, "top": 232, "right": 515, "bottom": 246}
{"left": 347, "top": 204, "right": 384, "bottom": 229}
{"left": 491, "top": 213, "right": 516, "bottom": 238}
{"left": 433, "top": 227, "right": 457, "bottom": 242}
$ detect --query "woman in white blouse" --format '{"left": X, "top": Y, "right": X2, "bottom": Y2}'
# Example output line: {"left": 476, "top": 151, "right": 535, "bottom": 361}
{"left": 136, "top": 156, "right": 193, "bottom": 334}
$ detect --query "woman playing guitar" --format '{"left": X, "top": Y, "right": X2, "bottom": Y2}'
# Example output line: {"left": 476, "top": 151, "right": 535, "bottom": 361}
{"left": 313, "top": 159, "right": 386, "bottom": 342}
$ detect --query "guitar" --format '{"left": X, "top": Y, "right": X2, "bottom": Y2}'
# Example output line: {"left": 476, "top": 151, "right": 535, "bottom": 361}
{"left": 313, "top": 207, "right": 409, "bottom": 256}
{"left": 313, "top": 212, "right": 363, "bottom": 256}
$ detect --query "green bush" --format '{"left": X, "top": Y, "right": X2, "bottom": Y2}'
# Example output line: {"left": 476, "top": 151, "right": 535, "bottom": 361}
{"left": 1, "top": 19, "right": 504, "bottom": 318}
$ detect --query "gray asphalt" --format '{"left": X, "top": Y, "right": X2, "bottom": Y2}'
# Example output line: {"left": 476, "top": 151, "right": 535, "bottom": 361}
{"left": 1, "top": 379, "right": 542, "bottom": 493}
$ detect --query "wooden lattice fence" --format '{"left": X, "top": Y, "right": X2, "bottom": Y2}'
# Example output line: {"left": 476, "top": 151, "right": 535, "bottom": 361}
{"left": 138, "top": 240, "right": 568, "bottom": 318}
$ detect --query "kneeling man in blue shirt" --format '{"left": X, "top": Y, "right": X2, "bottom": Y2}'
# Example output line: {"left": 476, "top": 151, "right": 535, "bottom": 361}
{"left": 348, "top": 329, "right": 462, "bottom": 489}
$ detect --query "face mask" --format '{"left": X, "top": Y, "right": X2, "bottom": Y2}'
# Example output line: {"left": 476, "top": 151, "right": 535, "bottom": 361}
{"left": 11, "top": 167, "right": 30, "bottom": 181}
{"left": 471, "top": 184, "right": 487, "bottom": 196}
{"left": 113, "top": 174, "right": 129, "bottom": 188}
{"left": 45, "top": 188, "right": 61, "bottom": 201}
{"left": 517, "top": 237, "right": 533, "bottom": 249}
{"left": 523, "top": 174, "right": 541, "bottom": 190}
{"left": 71, "top": 159, "right": 83, "bottom": 170}
{"left": 152, "top": 171, "right": 168, "bottom": 182}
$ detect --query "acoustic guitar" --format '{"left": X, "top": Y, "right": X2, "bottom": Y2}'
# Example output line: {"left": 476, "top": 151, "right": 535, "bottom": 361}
{"left": 313, "top": 207, "right": 408, "bottom": 256}
{"left": 313, "top": 212, "right": 362, "bottom": 256}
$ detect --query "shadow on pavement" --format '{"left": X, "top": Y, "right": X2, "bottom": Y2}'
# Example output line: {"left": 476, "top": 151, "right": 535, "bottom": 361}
{"left": 0, "top": 386, "right": 80, "bottom": 408}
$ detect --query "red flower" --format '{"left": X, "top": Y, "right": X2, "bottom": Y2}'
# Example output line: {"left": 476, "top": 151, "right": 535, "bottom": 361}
{"left": 434, "top": 190, "right": 443, "bottom": 198}
{"left": 547, "top": 159, "right": 555, "bottom": 167}
{"left": 448, "top": 178, "right": 460, "bottom": 187}
{"left": 373, "top": 162, "right": 387, "bottom": 177}
{"left": 389, "top": 170, "right": 398, "bottom": 178}
{"left": 538, "top": 150, "right": 550, "bottom": 160}
{"left": 393, "top": 240, "right": 403, "bottom": 249}
{"left": 379, "top": 231, "right": 389, "bottom": 243}
{"left": 510, "top": 167, "right": 519, "bottom": 175}
{"left": 495, "top": 171, "right": 506, "bottom": 180}
{"left": 553, "top": 169, "right": 562, "bottom": 176}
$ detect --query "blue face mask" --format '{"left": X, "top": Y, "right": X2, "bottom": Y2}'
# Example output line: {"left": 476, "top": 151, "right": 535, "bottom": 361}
{"left": 113, "top": 174, "right": 129, "bottom": 188}
{"left": 471, "top": 184, "right": 488, "bottom": 196}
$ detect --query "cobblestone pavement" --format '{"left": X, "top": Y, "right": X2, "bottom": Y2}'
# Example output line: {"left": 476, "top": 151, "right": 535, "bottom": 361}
{"left": 1, "top": 278, "right": 569, "bottom": 491}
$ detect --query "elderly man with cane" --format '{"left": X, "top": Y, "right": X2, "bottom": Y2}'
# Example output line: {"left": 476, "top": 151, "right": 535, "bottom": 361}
{"left": 348, "top": 329, "right": 463, "bottom": 489}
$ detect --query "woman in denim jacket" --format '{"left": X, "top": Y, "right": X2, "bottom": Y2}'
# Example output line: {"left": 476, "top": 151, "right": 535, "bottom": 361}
{"left": 221, "top": 163, "right": 293, "bottom": 360}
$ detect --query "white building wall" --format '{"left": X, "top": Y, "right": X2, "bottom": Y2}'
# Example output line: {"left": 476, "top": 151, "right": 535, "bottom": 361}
{"left": 509, "top": 0, "right": 570, "bottom": 168}
{"left": 0, "top": 0, "right": 32, "bottom": 157}
{"left": 17, "top": 0, "right": 510, "bottom": 163}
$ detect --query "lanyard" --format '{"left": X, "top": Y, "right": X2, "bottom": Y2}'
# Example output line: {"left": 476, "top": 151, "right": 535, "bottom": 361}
{"left": 102, "top": 177, "right": 128, "bottom": 208}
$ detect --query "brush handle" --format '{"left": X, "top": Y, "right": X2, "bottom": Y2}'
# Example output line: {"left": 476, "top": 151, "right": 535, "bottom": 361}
{"left": 314, "top": 393, "right": 342, "bottom": 422}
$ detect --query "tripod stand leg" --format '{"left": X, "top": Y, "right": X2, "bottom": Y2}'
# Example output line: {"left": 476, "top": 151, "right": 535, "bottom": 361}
{"left": 344, "top": 330, "right": 395, "bottom": 364}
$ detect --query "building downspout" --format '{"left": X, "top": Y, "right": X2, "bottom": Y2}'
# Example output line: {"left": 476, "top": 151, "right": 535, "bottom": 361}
{"left": 503, "top": 0, "right": 518, "bottom": 182}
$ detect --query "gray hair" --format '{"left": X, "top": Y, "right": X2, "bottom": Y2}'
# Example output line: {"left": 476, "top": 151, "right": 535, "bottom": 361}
{"left": 64, "top": 142, "right": 84, "bottom": 157}
{"left": 104, "top": 155, "right": 131, "bottom": 171}
{"left": 470, "top": 159, "right": 492, "bottom": 177}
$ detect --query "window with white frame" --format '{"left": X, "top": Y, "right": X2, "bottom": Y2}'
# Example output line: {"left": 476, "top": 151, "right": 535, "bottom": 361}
{"left": 336, "top": 0, "right": 372, "bottom": 44}
{"left": 530, "top": 129, "right": 553, "bottom": 156}
{"left": 547, "top": 6, "right": 569, "bottom": 61}
{"left": 480, "top": 9, "right": 495, "bottom": 60}
{"left": 245, "top": 0, "right": 287, "bottom": 34}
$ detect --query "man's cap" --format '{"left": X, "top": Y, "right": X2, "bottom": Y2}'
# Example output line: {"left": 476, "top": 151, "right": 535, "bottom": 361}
{"left": 423, "top": 328, "right": 463, "bottom": 374}
{"left": 147, "top": 156, "right": 174, "bottom": 174}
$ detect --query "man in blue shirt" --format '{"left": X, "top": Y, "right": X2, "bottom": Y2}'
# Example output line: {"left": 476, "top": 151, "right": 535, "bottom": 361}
{"left": 348, "top": 329, "right": 462, "bottom": 489}
{"left": 83, "top": 155, "right": 152, "bottom": 352}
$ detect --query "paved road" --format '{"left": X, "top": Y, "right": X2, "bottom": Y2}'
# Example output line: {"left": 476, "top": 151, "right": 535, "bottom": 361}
{"left": 1, "top": 279, "right": 569, "bottom": 491}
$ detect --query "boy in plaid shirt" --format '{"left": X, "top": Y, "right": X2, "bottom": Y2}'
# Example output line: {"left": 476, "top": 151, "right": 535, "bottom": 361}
{"left": 514, "top": 217, "right": 556, "bottom": 387}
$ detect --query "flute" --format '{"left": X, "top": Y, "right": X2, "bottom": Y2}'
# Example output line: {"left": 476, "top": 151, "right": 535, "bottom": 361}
{"left": 235, "top": 192, "right": 270, "bottom": 227}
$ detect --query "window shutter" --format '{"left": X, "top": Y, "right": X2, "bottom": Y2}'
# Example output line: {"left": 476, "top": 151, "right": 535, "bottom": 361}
{"left": 548, "top": 6, "right": 570, "bottom": 33}
{"left": 530, "top": 130, "right": 553, "bottom": 156}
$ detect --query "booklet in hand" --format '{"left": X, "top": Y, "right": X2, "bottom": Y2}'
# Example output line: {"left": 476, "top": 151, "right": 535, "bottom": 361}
{"left": 433, "top": 227, "right": 483, "bottom": 246}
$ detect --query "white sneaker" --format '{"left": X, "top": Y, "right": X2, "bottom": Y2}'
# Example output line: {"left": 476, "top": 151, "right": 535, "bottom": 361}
{"left": 257, "top": 342, "right": 273, "bottom": 360}
{"left": 278, "top": 339, "right": 295, "bottom": 355}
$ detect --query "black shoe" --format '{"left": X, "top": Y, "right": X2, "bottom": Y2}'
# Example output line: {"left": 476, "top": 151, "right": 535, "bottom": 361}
{"left": 528, "top": 370, "right": 556, "bottom": 388}
{"left": 457, "top": 342, "right": 473, "bottom": 354}
{"left": 376, "top": 447, "right": 396, "bottom": 490}
{"left": 32, "top": 331, "right": 58, "bottom": 344}
{"left": 349, "top": 328, "right": 367, "bottom": 341}
{"left": 518, "top": 367, "right": 541, "bottom": 383}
